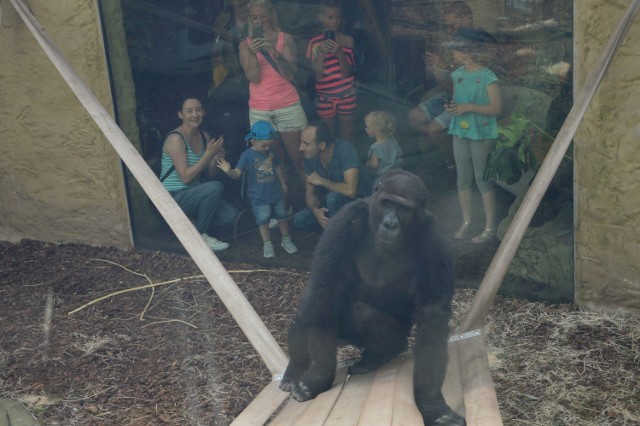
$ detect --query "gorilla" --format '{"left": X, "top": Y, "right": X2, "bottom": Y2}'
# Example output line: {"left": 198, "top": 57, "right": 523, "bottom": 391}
{"left": 279, "top": 170, "right": 465, "bottom": 426}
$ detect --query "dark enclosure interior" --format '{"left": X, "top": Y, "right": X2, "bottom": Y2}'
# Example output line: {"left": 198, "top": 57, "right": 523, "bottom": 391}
{"left": 112, "top": 0, "right": 573, "bottom": 300}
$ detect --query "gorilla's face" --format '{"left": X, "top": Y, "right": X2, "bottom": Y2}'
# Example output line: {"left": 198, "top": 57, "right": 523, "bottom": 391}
{"left": 376, "top": 197, "right": 411, "bottom": 250}
{"left": 370, "top": 171, "right": 428, "bottom": 252}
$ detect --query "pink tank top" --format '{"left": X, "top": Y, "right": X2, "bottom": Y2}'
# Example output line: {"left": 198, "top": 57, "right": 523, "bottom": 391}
{"left": 249, "top": 32, "right": 300, "bottom": 110}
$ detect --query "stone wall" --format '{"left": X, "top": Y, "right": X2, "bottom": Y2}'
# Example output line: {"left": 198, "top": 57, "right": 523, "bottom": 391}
{"left": 0, "top": 0, "right": 132, "bottom": 248}
{"left": 574, "top": 1, "right": 640, "bottom": 314}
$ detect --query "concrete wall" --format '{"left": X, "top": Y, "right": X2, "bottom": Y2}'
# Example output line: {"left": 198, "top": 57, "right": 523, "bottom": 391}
{"left": 574, "top": 1, "right": 640, "bottom": 314}
{"left": 0, "top": 0, "right": 132, "bottom": 248}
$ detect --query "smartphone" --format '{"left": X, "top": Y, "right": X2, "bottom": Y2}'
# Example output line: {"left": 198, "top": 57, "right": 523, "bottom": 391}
{"left": 252, "top": 25, "right": 263, "bottom": 39}
{"left": 323, "top": 30, "right": 336, "bottom": 41}
{"left": 440, "top": 94, "right": 451, "bottom": 105}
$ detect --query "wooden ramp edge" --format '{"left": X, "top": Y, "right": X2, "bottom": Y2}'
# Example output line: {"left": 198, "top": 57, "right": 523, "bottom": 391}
{"left": 456, "top": 335, "right": 502, "bottom": 426}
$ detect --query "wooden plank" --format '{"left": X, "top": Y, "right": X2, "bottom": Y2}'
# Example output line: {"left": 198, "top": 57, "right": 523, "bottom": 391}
{"left": 290, "top": 368, "right": 349, "bottom": 425}
{"left": 230, "top": 381, "right": 288, "bottom": 426}
{"left": 460, "top": 0, "right": 640, "bottom": 333}
{"left": 357, "top": 357, "right": 404, "bottom": 425}
{"left": 7, "top": 0, "right": 288, "bottom": 375}
{"left": 443, "top": 341, "right": 465, "bottom": 418}
{"left": 323, "top": 367, "right": 375, "bottom": 425}
{"left": 269, "top": 397, "right": 312, "bottom": 426}
{"left": 459, "top": 337, "right": 502, "bottom": 426}
{"left": 269, "top": 368, "right": 349, "bottom": 426}
{"left": 391, "top": 356, "right": 423, "bottom": 426}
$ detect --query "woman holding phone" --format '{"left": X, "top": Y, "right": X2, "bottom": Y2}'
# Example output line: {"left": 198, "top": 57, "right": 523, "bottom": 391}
{"left": 239, "top": 0, "right": 308, "bottom": 201}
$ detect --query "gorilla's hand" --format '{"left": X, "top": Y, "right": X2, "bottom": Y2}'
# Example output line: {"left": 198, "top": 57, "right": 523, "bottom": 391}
{"left": 279, "top": 379, "right": 314, "bottom": 402}
{"left": 278, "top": 379, "right": 296, "bottom": 393}
{"left": 421, "top": 400, "right": 466, "bottom": 426}
{"left": 290, "top": 382, "right": 313, "bottom": 402}
{"left": 433, "top": 411, "right": 466, "bottom": 426}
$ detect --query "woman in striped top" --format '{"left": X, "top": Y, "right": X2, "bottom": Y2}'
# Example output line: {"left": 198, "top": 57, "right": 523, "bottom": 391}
{"left": 160, "top": 96, "right": 239, "bottom": 252}
{"left": 306, "top": 0, "right": 357, "bottom": 142}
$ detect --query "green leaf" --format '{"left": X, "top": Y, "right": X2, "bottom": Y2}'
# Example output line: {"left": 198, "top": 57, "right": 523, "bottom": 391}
{"left": 496, "top": 115, "right": 530, "bottom": 148}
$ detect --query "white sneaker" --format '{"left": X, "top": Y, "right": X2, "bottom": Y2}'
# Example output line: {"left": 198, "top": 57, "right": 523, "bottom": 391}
{"left": 202, "top": 233, "right": 229, "bottom": 252}
{"left": 263, "top": 241, "right": 275, "bottom": 258}
{"left": 281, "top": 236, "right": 298, "bottom": 254}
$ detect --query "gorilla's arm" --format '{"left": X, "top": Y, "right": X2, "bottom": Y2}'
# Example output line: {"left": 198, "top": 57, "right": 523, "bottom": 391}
{"left": 411, "top": 215, "right": 465, "bottom": 425}
{"left": 297, "top": 198, "right": 370, "bottom": 326}
{"left": 280, "top": 199, "right": 371, "bottom": 401}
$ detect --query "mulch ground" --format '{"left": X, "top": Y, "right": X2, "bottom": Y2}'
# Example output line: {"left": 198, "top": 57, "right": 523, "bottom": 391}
{"left": 1, "top": 238, "right": 638, "bottom": 425}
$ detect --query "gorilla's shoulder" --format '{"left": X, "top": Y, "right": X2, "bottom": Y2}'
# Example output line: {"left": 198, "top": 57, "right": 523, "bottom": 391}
{"left": 329, "top": 198, "right": 370, "bottom": 227}
{"left": 315, "top": 199, "right": 370, "bottom": 250}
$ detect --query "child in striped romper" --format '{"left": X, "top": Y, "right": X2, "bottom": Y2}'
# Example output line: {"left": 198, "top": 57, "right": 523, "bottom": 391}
{"left": 306, "top": 0, "right": 357, "bottom": 142}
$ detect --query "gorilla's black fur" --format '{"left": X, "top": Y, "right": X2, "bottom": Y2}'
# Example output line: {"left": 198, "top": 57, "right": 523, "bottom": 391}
{"left": 280, "top": 170, "right": 465, "bottom": 425}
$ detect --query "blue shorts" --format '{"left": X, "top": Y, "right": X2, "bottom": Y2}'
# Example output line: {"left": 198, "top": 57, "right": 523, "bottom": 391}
{"left": 419, "top": 93, "right": 452, "bottom": 129}
{"left": 252, "top": 199, "right": 286, "bottom": 226}
{"left": 249, "top": 101, "right": 308, "bottom": 133}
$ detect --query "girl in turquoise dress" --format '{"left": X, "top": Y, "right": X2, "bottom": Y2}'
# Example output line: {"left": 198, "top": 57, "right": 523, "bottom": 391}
{"left": 445, "top": 28, "right": 502, "bottom": 244}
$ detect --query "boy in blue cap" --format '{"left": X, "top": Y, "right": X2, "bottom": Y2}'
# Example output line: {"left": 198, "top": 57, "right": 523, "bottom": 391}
{"left": 218, "top": 121, "right": 298, "bottom": 258}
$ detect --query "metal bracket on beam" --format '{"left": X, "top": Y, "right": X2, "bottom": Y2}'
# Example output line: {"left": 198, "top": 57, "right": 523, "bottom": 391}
{"left": 448, "top": 329, "right": 482, "bottom": 343}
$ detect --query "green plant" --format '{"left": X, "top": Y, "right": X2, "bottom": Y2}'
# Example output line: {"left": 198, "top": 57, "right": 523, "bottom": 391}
{"left": 483, "top": 114, "right": 553, "bottom": 185}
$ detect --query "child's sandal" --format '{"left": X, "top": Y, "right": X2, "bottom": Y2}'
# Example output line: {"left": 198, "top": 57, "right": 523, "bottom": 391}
{"left": 454, "top": 222, "right": 471, "bottom": 240}
{"left": 471, "top": 228, "right": 496, "bottom": 244}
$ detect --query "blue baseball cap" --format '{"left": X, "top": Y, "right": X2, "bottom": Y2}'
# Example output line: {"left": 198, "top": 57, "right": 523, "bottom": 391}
{"left": 245, "top": 121, "right": 277, "bottom": 141}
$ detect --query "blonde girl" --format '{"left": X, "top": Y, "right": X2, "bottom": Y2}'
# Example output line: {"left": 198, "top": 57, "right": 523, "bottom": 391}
{"left": 365, "top": 110, "right": 403, "bottom": 181}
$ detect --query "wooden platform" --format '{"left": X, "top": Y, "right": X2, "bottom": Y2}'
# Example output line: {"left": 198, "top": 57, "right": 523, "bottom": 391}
{"left": 232, "top": 332, "right": 502, "bottom": 426}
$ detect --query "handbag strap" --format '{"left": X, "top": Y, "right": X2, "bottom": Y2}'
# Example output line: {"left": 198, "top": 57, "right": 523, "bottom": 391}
{"left": 259, "top": 48, "right": 300, "bottom": 93}
{"left": 160, "top": 129, "right": 206, "bottom": 182}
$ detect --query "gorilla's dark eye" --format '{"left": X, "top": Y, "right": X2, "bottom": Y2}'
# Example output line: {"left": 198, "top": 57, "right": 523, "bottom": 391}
{"left": 380, "top": 199, "right": 394, "bottom": 209}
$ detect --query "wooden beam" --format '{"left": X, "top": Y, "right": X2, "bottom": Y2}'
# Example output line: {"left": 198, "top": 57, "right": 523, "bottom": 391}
{"left": 443, "top": 341, "right": 465, "bottom": 418}
{"left": 458, "top": 336, "right": 502, "bottom": 426}
{"left": 230, "top": 381, "right": 289, "bottom": 426}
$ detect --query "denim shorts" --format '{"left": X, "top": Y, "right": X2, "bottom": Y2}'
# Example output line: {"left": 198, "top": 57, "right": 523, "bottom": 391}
{"left": 249, "top": 101, "right": 308, "bottom": 133}
{"left": 419, "top": 93, "right": 452, "bottom": 129}
{"left": 252, "top": 198, "right": 286, "bottom": 225}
